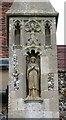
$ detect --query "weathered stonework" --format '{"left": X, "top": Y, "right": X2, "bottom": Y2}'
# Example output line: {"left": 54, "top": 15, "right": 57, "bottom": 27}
{"left": 7, "top": 0, "right": 59, "bottom": 118}
{"left": 58, "top": 72, "right": 66, "bottom": 118}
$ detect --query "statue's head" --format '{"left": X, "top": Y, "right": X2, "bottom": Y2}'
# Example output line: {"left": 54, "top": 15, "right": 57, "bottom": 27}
{"left": 30, "top": 56, "right": 36, "bottom": 63}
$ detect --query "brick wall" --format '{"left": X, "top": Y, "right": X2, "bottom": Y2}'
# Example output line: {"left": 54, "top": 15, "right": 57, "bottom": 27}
{"left": 0, "top": 1, "right": 12, "bottom": 58}
{"left": 57, "top": 45, "right": 66, "bottom": 70}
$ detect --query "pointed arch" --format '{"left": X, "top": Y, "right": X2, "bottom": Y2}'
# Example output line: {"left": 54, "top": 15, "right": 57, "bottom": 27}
{"left": 45, "top": 20, "right": 52, "bottom": 46}
{"left": 14, "top": 20, "right": 21, "bottom": 45}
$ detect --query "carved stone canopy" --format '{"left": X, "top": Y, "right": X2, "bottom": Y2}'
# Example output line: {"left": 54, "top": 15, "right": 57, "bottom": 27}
{"left": 24, "top": 45, "right": 42, "bottom": 56}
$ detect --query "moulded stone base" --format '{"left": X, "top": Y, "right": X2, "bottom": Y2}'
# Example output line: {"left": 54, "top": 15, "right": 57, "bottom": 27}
{"left": 24, "top": 95, "right": 43, "bottom": 103}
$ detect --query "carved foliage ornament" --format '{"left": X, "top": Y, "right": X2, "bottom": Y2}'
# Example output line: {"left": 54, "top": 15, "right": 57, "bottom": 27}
{"left": 25, "top": 20, "right": 41, "bottom": 46}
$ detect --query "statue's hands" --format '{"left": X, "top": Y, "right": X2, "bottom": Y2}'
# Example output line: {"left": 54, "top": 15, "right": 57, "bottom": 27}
{"left": 32, "top": 66, "right": 35, "bottom": 70}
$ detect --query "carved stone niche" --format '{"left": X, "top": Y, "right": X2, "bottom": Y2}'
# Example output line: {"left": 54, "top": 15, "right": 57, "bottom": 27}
{"left": 24, "top": 49, "right": 43, "bottom": 103}
{"left": 22, "top": 19, "right": 43, "bottom": 103}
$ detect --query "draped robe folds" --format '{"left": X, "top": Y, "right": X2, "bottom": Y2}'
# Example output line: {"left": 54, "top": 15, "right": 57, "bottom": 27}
{"left": 27, "top": 63, "right": 39, "bottom": 96}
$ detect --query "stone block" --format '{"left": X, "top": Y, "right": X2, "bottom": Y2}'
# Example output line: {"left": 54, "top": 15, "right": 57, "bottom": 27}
{"left": 49, "top": 98, "right": 59, "bottom": 111}
{"left": 52, "top": 112, "right": 59, "bottom": 118}
{"left": 41, "top": 74, "right": 48, "bottom": 92}
{"left": 44, "top": 111, "right": 52, "bottom": 118}
{"left": 41, "top": 55, "right": 49, "bottom": 74}
{"left": 44, "top": 99, "right": 49, "bottom": 111}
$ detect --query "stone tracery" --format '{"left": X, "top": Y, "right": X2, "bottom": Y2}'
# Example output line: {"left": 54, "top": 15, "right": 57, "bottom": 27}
{"left": 25, "top": 20, "right": 41, "bottom": 46}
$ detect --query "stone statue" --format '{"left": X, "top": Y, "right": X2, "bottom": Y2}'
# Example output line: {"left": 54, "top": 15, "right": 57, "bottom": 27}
{"left": 26, "top": 56, "right": 40, "bottom": 100}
